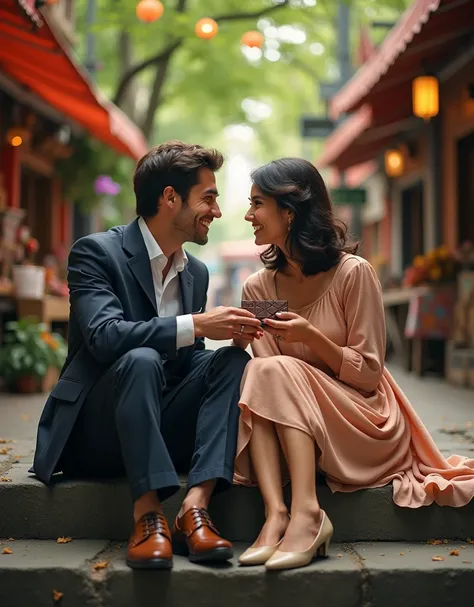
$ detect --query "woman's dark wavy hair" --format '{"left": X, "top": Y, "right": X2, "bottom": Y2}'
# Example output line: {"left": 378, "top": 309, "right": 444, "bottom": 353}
{"left": 251, "top": 158, "right": 358, "bottom": 276}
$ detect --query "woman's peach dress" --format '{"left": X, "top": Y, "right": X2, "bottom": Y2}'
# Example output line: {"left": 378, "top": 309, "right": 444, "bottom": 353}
{"left": 234, "top": 255, "right": 474, "bottom": 508}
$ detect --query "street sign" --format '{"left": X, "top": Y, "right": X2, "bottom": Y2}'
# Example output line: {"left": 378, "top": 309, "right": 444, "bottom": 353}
{"left": 319, "top": 82, "right": 342, "bottom": 101}
{"left": 330, "top": 187, "right": 367, "bottom": 206}
{"left": 301, "top": 116, "right": 334, "bottom": 139}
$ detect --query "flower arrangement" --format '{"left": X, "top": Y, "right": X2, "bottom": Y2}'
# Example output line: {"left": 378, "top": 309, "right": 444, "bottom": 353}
{"left": 0, "top": 318, "right": 67, "bottom": 392}
{"left": 403, "top": 246, "right": 458, "bottom": 288}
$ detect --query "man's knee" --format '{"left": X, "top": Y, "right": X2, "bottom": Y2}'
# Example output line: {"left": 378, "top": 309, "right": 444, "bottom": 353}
{"left": 117, "top": 347, "right": 165, "bottom": 380}
{"left": 212, "top": 345, "right": 251, "bottom": 372}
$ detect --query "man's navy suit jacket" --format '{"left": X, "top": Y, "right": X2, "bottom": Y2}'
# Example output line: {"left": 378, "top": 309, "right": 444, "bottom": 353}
{"left": 31, "top": 218, "right": 209, "bottom": 484}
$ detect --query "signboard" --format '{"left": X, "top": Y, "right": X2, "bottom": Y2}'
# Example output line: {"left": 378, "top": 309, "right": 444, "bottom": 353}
{"left": 319, "top": 82, "right": 342, "bottom": 101}
{"left": 330, "top": 188, "right": 367, "bottom": 206}
{"left": 300, "top": 116, "right": 334, "bottom": 139}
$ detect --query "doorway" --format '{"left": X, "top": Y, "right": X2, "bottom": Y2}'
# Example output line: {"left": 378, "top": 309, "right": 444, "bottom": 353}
{"left": 20, "top": 167, "right": 53, "bottom": 263}
{"left": 457, "top": 132, "right": 474, "bottom": 244}
{"left": 401, "top": 181, "right": 425, "bottom": 269}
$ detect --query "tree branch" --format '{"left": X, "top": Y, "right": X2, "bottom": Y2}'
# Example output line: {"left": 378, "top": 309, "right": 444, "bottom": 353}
{"left": 113, "top": 0, "right": 291, "bottom": 108}
{"left": 141, "top": 57, "right": 172, "bottom": 140}
{"left": 214, "top": 0, "right": 290, "bottom": 23}
{"left": 113, "top": 39, "right": 182, "bottom": 106}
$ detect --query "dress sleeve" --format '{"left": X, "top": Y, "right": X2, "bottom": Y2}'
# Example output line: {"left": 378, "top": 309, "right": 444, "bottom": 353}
{"left": 338, "top": 261, "right": 385, "bottom": 393}
{"left": 242, "top": 276, "right": 280, "bottom": 358}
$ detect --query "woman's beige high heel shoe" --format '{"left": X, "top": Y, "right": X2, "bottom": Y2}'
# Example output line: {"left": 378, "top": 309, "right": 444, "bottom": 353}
{"left": 265, "top": 511, "right": 333, "bottom": 571}
{"left": 238, "top": 540, "right": 282, "bottom": 566}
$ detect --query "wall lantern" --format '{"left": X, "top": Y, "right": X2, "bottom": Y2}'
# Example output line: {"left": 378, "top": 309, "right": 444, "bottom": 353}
{"left": 6, "top": 127, "right": 29, "bottom": 148}
{"left": 195, "top": 18, "right": 218, "bottom": 40}
{"left": 136, "top": 0, "right": 164, "bottom": 23}
{"left": 384, "top": 149, "right": 404, "bottom": 178}
{"left": 241, "top": 31, "right": 265, "bottom": 49}
{"left": 412, "top": 76, "right": 439, "bottom": 120}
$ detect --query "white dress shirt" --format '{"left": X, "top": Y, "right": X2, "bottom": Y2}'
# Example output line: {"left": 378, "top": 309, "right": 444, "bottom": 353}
{"left": 138, "top": 217, "right": 195, "bottom": 350}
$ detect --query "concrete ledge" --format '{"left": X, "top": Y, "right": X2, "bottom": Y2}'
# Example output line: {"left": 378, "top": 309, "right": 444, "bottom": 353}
{"left": 0, "top": 540, "right": 473, "bottom": 607}
{"left": 1, "top": 466, "right": 474, "bottom": 542}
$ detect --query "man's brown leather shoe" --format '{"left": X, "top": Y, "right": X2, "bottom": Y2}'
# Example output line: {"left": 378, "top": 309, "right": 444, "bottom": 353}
{"left": 172, "top": 507, "right": 233, "bottom": 563}
{"left": 127, "top": 511, "right": 173, "bottom": 569}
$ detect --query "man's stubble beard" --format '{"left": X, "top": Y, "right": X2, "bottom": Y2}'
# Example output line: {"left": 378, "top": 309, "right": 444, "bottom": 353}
{"left": 173, "top": 209, "right": 208, "bottom": 246}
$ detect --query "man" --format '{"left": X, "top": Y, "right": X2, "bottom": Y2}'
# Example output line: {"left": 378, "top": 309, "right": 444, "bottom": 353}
{"left": 31, "top": 141, "right": 261, "bottom": 570}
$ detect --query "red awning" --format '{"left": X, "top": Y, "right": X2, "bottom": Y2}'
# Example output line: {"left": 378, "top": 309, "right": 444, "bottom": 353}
{"left": 0, "top": 0, "right": 148, "bottom": 159}
{"left": 330, "top": 0, "right": 474, "bottom": 119}
{"left": 316, "top": 105, "right": 372, "bottom": 168}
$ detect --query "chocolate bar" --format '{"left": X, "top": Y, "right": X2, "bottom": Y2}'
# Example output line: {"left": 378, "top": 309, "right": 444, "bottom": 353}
{"left": 241, "top": 299, "right": 288, "bottom": 320}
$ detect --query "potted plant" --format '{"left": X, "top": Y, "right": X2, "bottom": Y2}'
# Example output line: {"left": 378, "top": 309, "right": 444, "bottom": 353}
{"left": 0, "top": 317, "right": 67, "bottom": 393}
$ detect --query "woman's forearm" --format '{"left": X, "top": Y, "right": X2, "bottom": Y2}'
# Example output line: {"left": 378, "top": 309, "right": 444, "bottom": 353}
{"left": 304, "top": 326, "right": 343, "bottom": 377}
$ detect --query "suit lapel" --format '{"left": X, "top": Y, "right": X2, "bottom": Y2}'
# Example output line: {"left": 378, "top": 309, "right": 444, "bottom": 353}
{"left": 179, "top": 267, "right": 194, "bottom": 315}
{"left": 123, "top": 219, "right": 158, "bottom": 314}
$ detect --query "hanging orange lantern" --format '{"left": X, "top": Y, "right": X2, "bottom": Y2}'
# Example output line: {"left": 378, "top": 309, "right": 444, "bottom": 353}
{"left": 195, "top": 18, "right": 218, "bottom": 40}
{"left": 412, "top": 76, "right": 439, "bottom": 120}
{"left": 136, "top": 0, "right": 164, "bottom": 23}
{"left": 6, "top": 127, "right": 29, "bottom": 148}
{"left": 241, "top": 31, "right": 264, "bottom": 49}
{"left": 384, "top": 149, "right": 404, "bottom": 178}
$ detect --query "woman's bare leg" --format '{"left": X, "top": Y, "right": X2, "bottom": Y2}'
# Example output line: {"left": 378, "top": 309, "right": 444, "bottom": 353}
{"left": 248, "top": 414, "right": 289, "bottom": 547}
{"left": 276, "top": 425, "right": 323, "bottom": 552}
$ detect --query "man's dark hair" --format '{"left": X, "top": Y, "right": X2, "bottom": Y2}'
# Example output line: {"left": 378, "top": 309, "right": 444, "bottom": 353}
{"left": 133, "top": 140, "right": 224, "bottom": 217}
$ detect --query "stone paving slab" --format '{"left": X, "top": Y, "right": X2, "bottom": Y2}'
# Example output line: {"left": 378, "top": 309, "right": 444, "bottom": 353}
{"left": 1, "top": 540, "right": 473, "bottom": 607}
{"left": 351, "top": 542, "right": 474, "bottom": 607}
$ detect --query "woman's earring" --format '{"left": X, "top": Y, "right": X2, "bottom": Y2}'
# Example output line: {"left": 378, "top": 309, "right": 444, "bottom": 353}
{"left": 288, "top": 218, "right": 293, "bottom": 232}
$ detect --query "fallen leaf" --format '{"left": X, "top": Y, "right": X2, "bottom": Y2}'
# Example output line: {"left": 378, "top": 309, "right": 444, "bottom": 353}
{"left": 52, "top": 590, "right": 63, "bottom": 602}
{"left": 0, "top": 447, "right": 11, "bottom": 455}
{"left": 20, "top": 414, "right": 30, "bottom": 421}
{"left": 462, "top": 561, "right": 472, "bottom": 564}
{"left": 2, "top": 547, "right": 12, "bottom": 555}
{"left": 337, "top": 553, "right": 343, "bottom": 558}
{"left": 0, "top": 477, "right": 12, "bottom": 482}
{"left": 450, "top": 550, "right": 460, "bottom": 556}
{"left": 432, "top": 556, "right": 445, "bottom": 561}
{"left": 461, "top": 546, "right": 466, "bottom": 549}
{"left": 468, "top": 539, "right": 474, "bottom": 545}
{"left": 56, "top": 537, "right": 72, "bottom": 544}
{"left": 0, "top": 439, "right": 12, "bottom": 444}
{"left": 443, "top": 539, "right": 449, "bottom": 544}
{"left": 428, "top": 539, "right": 443, "bottom": 545}
{"left": 7, "top": 538, "right": 14, "bottom": 542}
{"left": 93, "top": 560, "right": 109, "bottom": 570}
{"left": 400, "top": 552, "right": 405, "bottom": 556}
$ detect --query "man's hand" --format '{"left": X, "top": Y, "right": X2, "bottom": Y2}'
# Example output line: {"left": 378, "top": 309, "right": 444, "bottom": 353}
{"left": 193, "top": 307, "right": 262, "bottom": 341}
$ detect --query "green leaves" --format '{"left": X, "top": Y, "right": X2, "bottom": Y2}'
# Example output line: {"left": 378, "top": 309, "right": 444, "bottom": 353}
{"left": 0, "top": 318, "right": 67, "bottom": 385}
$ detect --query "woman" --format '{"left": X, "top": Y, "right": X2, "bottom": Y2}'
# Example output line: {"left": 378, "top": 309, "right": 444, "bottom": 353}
{"left": 232, "top": 158, "right": 474, "bottom": 572}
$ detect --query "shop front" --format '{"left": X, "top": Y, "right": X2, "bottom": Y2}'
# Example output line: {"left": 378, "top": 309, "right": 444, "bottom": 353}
{"left": 316, "top": 0, "right": 474, "bottom": 384}
{"left": 0, "top": 0, "right": 147, "bottom": 392}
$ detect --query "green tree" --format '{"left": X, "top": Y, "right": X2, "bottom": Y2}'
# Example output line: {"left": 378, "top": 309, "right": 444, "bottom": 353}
{"left": 75, "top": 0, "right": 408, "bottom": 148}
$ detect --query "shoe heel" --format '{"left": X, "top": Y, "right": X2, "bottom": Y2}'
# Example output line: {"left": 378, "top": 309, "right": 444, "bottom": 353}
{"left": 317, "top": 536, "right": 331, "bottom": 558}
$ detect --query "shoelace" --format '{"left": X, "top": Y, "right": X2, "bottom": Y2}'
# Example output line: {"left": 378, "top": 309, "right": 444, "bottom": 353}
{"left": 141, "top": 512, "right": 170, "bottom": 539}
{"left": 189, "top": 507, "right": 220, "bottom": 535}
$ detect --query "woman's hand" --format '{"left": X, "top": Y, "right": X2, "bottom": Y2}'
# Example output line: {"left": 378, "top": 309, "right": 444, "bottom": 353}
{"left": 262, "top": 312, "right": 315, "bottom": 344}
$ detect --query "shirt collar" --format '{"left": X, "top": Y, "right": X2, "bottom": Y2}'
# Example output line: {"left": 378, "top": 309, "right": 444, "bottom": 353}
{"left": 138, "top": 217, "right": 188, "bottom": 272}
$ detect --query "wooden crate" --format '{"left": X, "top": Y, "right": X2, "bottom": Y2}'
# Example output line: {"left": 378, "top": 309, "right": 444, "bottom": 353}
{"left": 467, "top": 350, "right": 474, "bottom": 390}
{"left": 445, "top": 341, "right": 471, "bottom": 387}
